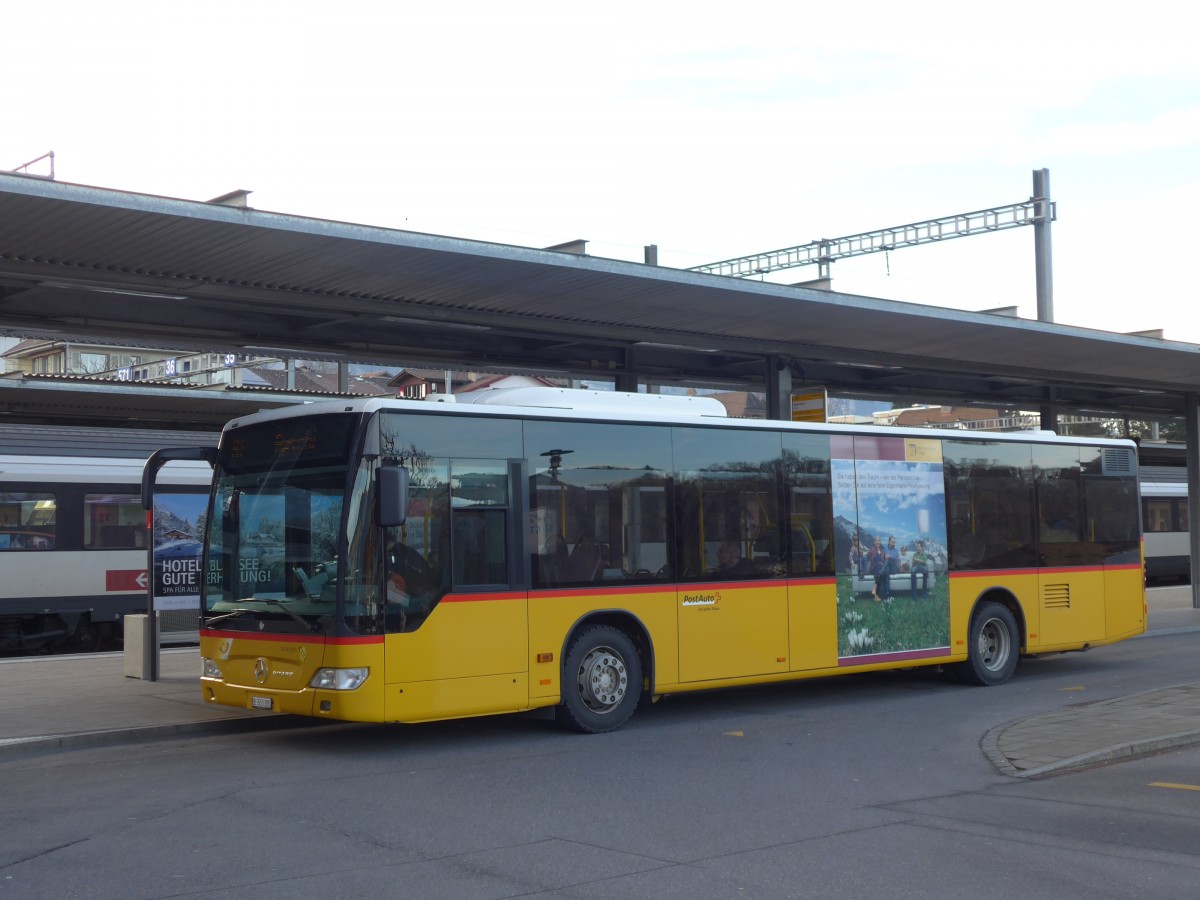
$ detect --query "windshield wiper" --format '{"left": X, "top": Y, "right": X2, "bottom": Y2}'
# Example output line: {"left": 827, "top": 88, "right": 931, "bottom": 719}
{"left": 203, "top": 599, "right": 320, "bottom": 632}
{"left": 204, "top": 608, "right": 252, "bottom": 627}
{"left": 259, "top": 598, "right": 321, "bottom": 632}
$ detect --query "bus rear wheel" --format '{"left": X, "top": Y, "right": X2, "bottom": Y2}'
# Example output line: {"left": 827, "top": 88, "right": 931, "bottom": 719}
{"left": 556, "top": 625, "right": 642, "bottom": 734}
{"left": 958, "top": 600, "right": 1019, "bottom": 686}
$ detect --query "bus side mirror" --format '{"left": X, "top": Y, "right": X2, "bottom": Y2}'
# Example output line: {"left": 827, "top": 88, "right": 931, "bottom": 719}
{"left": 378, "top": 465, "right": 409, "bottom": 527}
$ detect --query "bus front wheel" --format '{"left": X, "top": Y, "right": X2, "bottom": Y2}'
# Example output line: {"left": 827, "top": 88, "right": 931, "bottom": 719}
{"left": 958, "top": 601, "right": 1019, "bottom": 686}
{"left": 556, "top": 625, "right": 643, "bottom": 734}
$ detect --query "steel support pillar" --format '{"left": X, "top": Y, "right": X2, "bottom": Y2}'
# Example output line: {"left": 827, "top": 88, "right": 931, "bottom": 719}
{"left": 614, "top": 348, "right": 639, "bottom": 393}
{"left": 1187, "top": 395, "right": 1200, "bottom": 609}
{"left": 1033, "top": 168, "right": 1054, "bottom": 325}
{"left": 765, "top": 356, "right": 792, "bottom": 422}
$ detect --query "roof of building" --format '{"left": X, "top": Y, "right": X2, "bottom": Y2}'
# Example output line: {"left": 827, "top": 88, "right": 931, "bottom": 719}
{"left": 892, "top": 406, "right": 1000, "bottom": 427}
{"left": 1, "top": 338, "right": 51, "bottom": 357}
{"left": 245, "top": 365, "right": 394, "bottom": 395}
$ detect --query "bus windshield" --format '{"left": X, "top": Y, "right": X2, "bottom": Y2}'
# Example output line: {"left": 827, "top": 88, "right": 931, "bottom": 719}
{"left": 203, "top": 413, "right": 360, "bottom": 633}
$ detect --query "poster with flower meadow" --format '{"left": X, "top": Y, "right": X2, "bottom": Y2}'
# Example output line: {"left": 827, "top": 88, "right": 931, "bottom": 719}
{"left": 831, "top": 434, "right": 950, "bottom": 662}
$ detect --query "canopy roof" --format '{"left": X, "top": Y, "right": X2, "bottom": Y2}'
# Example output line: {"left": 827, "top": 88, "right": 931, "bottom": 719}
{"left": 2, "top": 172, "right": 1198, "bottom": 422}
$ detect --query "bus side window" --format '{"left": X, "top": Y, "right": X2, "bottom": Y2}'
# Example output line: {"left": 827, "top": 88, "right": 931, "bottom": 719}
{"left": 526, "top": 420, "right": 673, "bottom": 589}
{"left": 673, "top": 427, "right": 783, "bottom": 581}
{"left": 450, "top": 459, "right": 510, "bottom": 587}
{"left": 381, "top": 458, "right": 451, "bottom": 633}
{"left": 1034, "top": 445, "right": 1086, "bottom": 566}
{"left": 944, "top": 440, "right": 1036, "bottom": 571}
{"left": 1081, "top": 446, "right": 1138, "bottom": 564}
{"left": 782, "top": 433, "right": 834, "bottom": 577}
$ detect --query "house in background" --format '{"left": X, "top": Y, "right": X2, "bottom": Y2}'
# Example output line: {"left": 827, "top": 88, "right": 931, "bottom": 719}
{"left": 389, "top": 369, "right": 564, "bottom": 400}
{"left": 1, "top": 339, "right": 404, "bottom": 395}
{"left": 243, "top": 364, "right": 396, "bottom": 395}
{"left": 884, "top": 405, "right": 1041, "bottom": 432}
{"left": 2, "top": 338, "right": 260, "bottom": 384}
{"left": 709, "top": 391, "right": 766, "bottom": 418}
{"left": 1, "top": 340, "right": 564, "bottom": 405}
{"left": 4, "top": 339, "right": 1098, "bottom": 434}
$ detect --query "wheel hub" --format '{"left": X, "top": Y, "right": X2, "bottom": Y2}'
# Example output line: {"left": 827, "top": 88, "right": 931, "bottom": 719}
{"left": 979, "top": 619, "right": 1008, "bottom": 670}
{"left": 579, "top": 648, "right": 627, "bottom": 713}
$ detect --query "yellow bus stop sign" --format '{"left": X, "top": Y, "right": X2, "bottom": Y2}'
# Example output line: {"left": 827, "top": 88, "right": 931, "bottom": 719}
{"left": 790, "top": 389, "right": 827, "bottom": 422}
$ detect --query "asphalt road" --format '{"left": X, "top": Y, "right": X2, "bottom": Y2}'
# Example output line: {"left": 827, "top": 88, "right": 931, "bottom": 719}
{"left": 3, "top": 631, "right": 1200, "bottom": 899}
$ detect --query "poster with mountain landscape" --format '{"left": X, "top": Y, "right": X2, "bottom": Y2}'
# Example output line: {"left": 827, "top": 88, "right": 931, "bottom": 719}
{"left": 152, "top": 492, "right": 208, "bottom": 611}
{"left": 831, "top": 434, "right": 950, "bottom": 662}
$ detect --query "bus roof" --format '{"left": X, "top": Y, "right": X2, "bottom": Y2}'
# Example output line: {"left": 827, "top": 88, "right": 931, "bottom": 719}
{"left": 220, "top": 389, "right": 1138, "bottom": 449}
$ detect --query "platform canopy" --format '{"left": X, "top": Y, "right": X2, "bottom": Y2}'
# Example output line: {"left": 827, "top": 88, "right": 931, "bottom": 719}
{"left": 2, "top": 172, "right": 1199, "bottom": 421}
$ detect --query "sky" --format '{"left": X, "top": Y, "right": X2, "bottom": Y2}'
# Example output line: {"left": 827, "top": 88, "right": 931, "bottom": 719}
{"left": 4, "top": 0, "right": 1198, "bottom": 342}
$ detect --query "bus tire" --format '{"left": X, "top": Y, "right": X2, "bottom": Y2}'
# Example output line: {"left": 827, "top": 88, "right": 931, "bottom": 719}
{"left": 958, "top": 600, "right": 1019, "bottom": 686}
{"left": 556, "top": 625, "right": 642, "bottom": 734}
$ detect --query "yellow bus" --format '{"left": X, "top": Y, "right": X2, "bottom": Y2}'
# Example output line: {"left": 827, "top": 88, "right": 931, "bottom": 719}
{"left": 149, "top": 388, "right": 1145, "bottom": 733}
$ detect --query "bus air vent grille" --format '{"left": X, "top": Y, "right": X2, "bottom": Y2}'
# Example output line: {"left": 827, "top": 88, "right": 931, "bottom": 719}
{"left": 1043, "top": 583, "right": 1071, "bottom": 610}
{"left": 1101, "top": 447, "right": 1136, "bottom": 476}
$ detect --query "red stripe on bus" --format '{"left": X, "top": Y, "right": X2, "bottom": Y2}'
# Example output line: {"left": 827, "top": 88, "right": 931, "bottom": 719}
{"left": 199, "top": 628, "right": 382, "bottom": 646}
{"left": 676, "top": 577, "right": 841, "bottom": 590}
{"left": 527, "top": 579, "right": 838, "bottom": 600}
{"left": 441, "top": 591, "right": 527, "bottom": 603}
{"left": 201, "top": 629, "right": 324, "bottom": 644}
{"left": 948, "top": 564, "right": 1140, "bottom": 579}
{"left": 531, "top": 583, "right": 681, "bottom": 599}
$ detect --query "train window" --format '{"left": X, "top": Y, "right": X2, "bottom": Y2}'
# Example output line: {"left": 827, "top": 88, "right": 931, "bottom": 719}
{"left": 1145, "top": 500, "right": 1173, "bottom": 533}
{"left": 84, "top": 493, "right": 146, "bottom": 549}
{"left": 0, "top": 493, "right": 56, "bottom": 550}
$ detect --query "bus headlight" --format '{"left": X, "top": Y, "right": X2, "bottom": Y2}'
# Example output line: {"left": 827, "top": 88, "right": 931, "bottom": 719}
{"left": 201, "top": 658, "right": 224, "bottom": 679}
{"left": 309, "top": 667, "right": 369, "bottom": 691}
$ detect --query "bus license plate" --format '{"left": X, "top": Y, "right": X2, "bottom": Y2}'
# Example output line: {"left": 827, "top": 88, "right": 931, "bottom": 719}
{"left": 251, "top": 696, "right": 273, "bottom": 710}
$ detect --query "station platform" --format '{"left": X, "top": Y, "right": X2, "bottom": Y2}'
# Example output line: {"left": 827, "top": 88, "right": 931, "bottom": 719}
{"left": 3, "top": 587, "right": 1200, "bottom": 774}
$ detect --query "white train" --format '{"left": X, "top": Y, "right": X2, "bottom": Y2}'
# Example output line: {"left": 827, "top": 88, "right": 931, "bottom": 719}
{"left": 1141, "top": 464, "right": 1190, "bottom": 583}
{"left": 1, "top": 424, "right": 214, "bottom": 653}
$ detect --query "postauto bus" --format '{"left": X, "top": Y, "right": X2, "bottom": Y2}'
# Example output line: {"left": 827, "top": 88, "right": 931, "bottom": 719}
{"left": 145, "top": 388, "right": 1145, "bottom": 733}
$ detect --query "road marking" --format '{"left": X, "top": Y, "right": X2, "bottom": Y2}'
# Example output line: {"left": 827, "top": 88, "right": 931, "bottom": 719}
{"left": 1058, "top": 685, "right": 1086, "bottom": 692}
{"left": 724, "top": 730, "right": 744, "bottom": 737}
{"left": 1149, "top": 782, "right": 1200, "bottom": 792}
